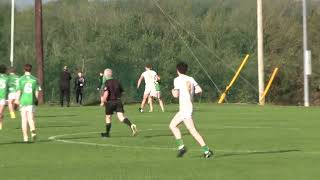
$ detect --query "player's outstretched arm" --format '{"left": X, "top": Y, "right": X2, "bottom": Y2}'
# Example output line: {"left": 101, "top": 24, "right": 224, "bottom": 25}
{"left": 137, "top": 75, "right": 143, "bottom": 89}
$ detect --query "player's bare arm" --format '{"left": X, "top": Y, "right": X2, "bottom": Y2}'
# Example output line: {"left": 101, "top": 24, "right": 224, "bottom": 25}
{"left": 137, "top": 75, "right": 144, "bottom": 89}
{"left": 172, "top": 89, "right": 179, "bottom": 98}
{"left": 195, "top": 85, "right": 202, "bottom": 94}
{"left": 102, "top": 90, "right": 109, "bottom": 104}
{"left": 14, "top": 90, "right": 21, "bottom": 105}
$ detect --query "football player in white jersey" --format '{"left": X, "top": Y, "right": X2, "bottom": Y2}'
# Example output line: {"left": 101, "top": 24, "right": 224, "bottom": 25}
{"left": 170, "top": 62, "right": 213, "bottom": 158}
{"left": 137, "top": 64, "right": 157, "bottom": 112}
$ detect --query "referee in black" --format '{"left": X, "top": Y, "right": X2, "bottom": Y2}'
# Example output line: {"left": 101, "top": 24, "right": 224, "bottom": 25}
{"left": 59, "top": 66, "right": 72, "bottom": 107}
{"left": 100, "top": 68, "right": 138, "bottom": 137}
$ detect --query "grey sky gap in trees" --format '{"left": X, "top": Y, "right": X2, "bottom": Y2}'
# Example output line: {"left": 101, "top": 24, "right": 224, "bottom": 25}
{"left": 15, "top": 0, "right": 54, "bottom": 9}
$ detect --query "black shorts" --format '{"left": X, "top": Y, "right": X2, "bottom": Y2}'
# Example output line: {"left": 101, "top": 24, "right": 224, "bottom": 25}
{"left": 105, "top": 100, "right": 124, "bottom": 115}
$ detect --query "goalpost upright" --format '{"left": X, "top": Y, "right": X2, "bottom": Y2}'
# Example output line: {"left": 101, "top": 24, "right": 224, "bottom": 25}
{"left": 10, "top": 0, "right": 15, "bottom": 67}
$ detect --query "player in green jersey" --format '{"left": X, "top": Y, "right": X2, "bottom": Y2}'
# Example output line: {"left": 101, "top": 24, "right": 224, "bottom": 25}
{"left": 7, "top": 67, "right": 19, "bottom": 119}
{"left": 15, "top": 64, "right": 41, "bottom": 142}
{"left": 148, "top": 75, "right": 165, "bottom": 112}
{"left": 0, "top": 64, "right": 8, "bottom": 130}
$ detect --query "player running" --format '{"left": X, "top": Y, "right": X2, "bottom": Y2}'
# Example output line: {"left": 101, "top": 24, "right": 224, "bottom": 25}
{"left": 100, "top": 68, "right": 138, "bottom": 138}
{"left": 137, "top": 64, "right": 157, "bottom": 112}
{"left": 7, "top": 67, "right": 19, "bottom": 119}
{"left": 0, "top": 64, "right": 8, "bottom": 130}
{"left": 15, "top": 64, "right": 41, "bottom": 142}
{"left": 148, "top": 75, "right": 165, "bottom": 112}
{"left": 169, "top": 62, "right": 213, "bottom": 158}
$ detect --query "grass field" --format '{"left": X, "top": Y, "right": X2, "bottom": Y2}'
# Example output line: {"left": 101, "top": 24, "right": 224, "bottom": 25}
{"left": 0, "top": 103, "right": 319, "bottom": 180}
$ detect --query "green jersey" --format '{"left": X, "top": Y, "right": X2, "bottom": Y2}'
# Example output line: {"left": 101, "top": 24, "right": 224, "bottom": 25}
{"left": 18, "top": 74, "right": 41, "bottom": 106}
{"left": 101, "top": 76, "right": 112, "bottom": 89}
{"left": 8, "top": 73, "right": 19, "bottom": 93}
{"left": 155, "top": 81, "right": 161, "bottom": 91}
{"left": 0, "top": 74, "right": 8, "bottom": 100}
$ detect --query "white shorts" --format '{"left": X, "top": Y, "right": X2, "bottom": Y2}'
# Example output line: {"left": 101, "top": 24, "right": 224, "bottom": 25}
{"left": 8, "top": 92, "right": 17, "bottom": 100}
{"left": 144, "top": 86, "right": 156, "bottom": 96}
{"left": 20, "top": 105, "right": 36, "bottom": 113}
{"left": 149, "top": 90, "right": 159, "bottom": 98}
{"left": 176, "top": 111, "right": 193, "bottom": 120}
{"left": 0, "top": 99, "right": 5, "bottom": 106}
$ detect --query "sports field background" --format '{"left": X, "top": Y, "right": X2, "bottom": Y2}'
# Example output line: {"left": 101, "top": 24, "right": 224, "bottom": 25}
{"left": 0, "top": 103, "right": 319, "bottom": 180}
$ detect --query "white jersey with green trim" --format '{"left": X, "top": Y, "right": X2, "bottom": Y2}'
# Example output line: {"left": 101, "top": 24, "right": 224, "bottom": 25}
{"left": 173, "top": 74, "right": 198, "bottom": 113}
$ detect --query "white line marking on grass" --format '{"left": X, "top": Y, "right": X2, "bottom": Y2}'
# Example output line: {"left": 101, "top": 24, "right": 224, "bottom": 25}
{"left": 149, "top": 124, "right": 300, "bottom": 131}
{"left": 48, "top": 130, "right": 319, "bottom": 154}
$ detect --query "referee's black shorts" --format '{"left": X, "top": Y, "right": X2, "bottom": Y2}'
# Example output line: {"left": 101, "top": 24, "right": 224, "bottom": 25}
{"left": 105, "top": 100, "right": 124, "bottom": 115}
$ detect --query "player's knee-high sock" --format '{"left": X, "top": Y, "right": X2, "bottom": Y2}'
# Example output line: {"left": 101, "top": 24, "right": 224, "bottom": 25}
{"left": 201, "top": 145, "right": 210, "bottom": 153}
{"left": 8, "top": 102, "right": 16, "bottom": 119}
{"left": 123, "top": 118, "right": 132, "bottom": 127}
{"left": 106, "top": 123, "right": 112, "bottom": 135}
{"left": 176, "top": 139, "right": 184, "bottom": 150}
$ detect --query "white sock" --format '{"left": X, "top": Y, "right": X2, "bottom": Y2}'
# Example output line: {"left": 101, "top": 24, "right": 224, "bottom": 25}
{"left": 23, "top": 136, "right": 28, "bottom": 142}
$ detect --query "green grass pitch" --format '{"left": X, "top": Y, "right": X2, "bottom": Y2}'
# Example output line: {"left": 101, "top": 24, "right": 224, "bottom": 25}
{"left": 0, "top": 103, "right": 319, "bottom": 180}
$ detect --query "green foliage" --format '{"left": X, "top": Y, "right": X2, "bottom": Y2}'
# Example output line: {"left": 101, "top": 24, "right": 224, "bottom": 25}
{"left": 0, "top": 0, "right": 320, "bottom": 105}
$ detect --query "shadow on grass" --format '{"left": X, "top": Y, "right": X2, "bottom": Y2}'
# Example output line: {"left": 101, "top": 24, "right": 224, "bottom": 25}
{"left": 36, "top": 114, "right": 77, "bottom": 118}
{"left": 144, "top": 132, "right": 189, "bottom": 138}
{"left": 0, "top": 139, "right": 52, "bottom": 146}
{"left": 14, "top": 124, "right": 86, "bottom": 130}
{"left": 214, "top": 149, "right": 301, "bottom": 159}
{"left": 58, "top": 134, "right": 139, "bottom": 140}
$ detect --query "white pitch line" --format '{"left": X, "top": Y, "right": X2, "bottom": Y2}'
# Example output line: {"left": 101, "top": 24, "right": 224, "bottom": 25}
{"left": 48, "top": 130, "right": 319, "bottom": 154}
{"left": 149, "top": 124, "right": 301, "bottom": 131}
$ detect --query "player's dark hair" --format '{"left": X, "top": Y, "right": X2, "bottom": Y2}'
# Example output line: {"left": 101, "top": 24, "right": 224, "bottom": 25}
{"left": 24, "top": 64, "right": 32, "bottom": 72}
{"left": 176, "top": 62, "right": 188, "bottom": 74}
{"left": 8, "top": 67, "right": 16, "bottom": 73}
{"left": 0, "top": 64, "right": 7, "bottom": 74}
{"left": 145, "top": 63, "right": 152, "bottom": 69}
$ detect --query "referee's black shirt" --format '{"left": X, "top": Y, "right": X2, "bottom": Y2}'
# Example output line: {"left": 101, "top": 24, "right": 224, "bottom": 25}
{"left": 103, "top": 79, "right": 124, "bottom": 101}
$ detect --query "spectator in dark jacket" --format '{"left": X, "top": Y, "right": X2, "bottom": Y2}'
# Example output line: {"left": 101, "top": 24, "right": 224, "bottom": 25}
{"left": 75, "top": 72, "right": 85, "bottom": 105}
{"left": 59, "top": 66, "right": 71, "bottom": 107}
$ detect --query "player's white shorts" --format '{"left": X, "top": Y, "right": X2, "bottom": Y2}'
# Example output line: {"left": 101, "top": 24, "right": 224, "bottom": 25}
{"left": 175, "top": 110, "right": 193, "bottom": 120}
{"left": 149, "top": 90, "right": 159, "bottom": 98}
{"left": 144, "top": 86, "right": 156, "bottom": 95}
{"left": 8, "top": 92, "right": 17, "bottom": 100}
{"left": 0, "top": 99, "right": 5, "bottom": 106}
{"left": 20, "top": 105, "right": 36, "bottom": 113}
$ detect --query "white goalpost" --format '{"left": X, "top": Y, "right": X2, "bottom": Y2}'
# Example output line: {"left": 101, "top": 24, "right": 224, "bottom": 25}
{"left": 10, "top": 0, "right": 15, "bottom": 67}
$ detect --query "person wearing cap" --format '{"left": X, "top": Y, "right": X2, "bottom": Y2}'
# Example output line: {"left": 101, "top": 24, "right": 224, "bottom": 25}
{"left": 59, "top": 66, "right": 72, "bottom": 107}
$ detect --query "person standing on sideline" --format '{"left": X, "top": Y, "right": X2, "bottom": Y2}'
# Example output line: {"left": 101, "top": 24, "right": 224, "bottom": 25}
{"left": 100, "top": 68, "right": 138, "bottom": 138}
{"left": 7, "top": 67, "right": 19, "bottom": 119}
{"left": 169, "top": 62, "right": 213, "bottom": 158}
{"left": 137, "top": 64, "right": 157, "bottom": 112}
{"left": 59, "top": 66, "right": 71, "bottom": 107}
{"left": 15, "top": 64, "right": 41, "bottom": 142}
{"left": 74, "top": 72, "right": 85, "bottom": 105}
{"left": 0, "top": 64, "right": 8, "bottom": 130}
